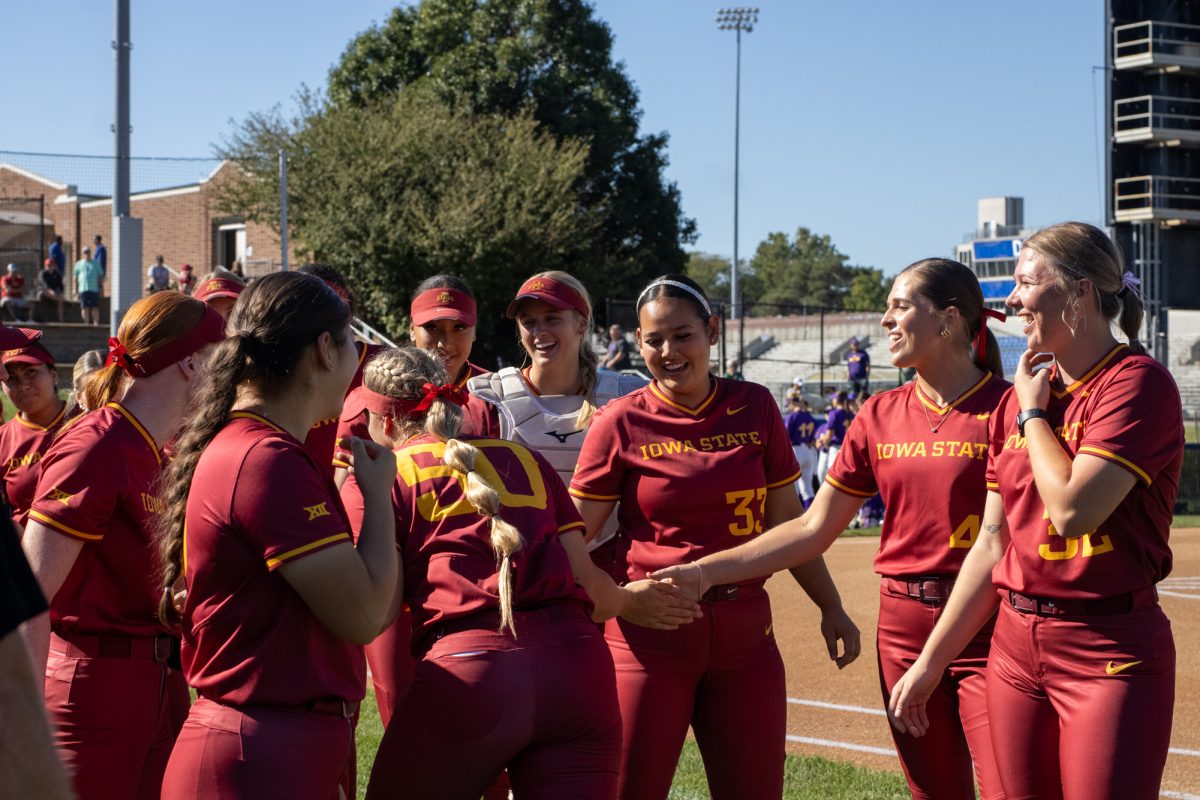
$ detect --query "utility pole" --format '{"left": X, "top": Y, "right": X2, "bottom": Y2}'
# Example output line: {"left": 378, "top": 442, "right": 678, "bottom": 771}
{"left": 111, "top": 0, "right": 142, "bottom": 333}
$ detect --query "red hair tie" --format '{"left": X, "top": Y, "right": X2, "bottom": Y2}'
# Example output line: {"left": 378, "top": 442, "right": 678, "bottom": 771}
{"left": 413, "top": 382, "right": 469, "bottom": 412}
{"left": 106, "top": 337, "right": 140, "bottom": 376}
{"left": 361, "top": 382, "right": 470, "bottom": 418}
{"left": 975, "top": 309, "right": 1007, "bottom": 361}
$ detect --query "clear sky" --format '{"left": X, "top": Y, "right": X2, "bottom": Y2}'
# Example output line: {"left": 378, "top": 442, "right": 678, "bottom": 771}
{"left": 2, "top": 0, "right": 1104, "bottom": 276}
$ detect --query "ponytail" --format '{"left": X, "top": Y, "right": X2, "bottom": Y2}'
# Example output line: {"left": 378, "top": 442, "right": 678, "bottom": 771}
{"left": 976, "top": 329, "right": 1005, "bottom": 378}
{"left": 442, "top": 439, "right": 523, "bottom": 636}
{"left": 1118, "top": 288, "right": 1147, "bottom": 355}
{"left": 576, "top": 338, "right": 600, "bottom": 429}
{"left": 83, "top": 363, "right": 126, "bottom": 411}
{"left": 155, "top": 336, "right": 249, "bottom": 625}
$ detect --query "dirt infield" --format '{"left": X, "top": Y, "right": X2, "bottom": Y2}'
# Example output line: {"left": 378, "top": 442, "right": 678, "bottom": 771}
{"left": 766, "top": 528, "right": 1200, "bottom": 798}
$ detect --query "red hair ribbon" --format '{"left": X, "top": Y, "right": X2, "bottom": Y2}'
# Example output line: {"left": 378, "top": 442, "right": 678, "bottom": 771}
{"left": 361, "top": 382, "right": 469, "bottom": 418}
{"left": 975, "top": 309, "right": 1007, "bottom": 361}
{"left": 106, "top": 336, "right": 136, "bottom": 373}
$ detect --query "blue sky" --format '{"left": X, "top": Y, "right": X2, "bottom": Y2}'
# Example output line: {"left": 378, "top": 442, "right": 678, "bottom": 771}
{"left": 2, "top": 1, "right": 1104, "bottom": 275}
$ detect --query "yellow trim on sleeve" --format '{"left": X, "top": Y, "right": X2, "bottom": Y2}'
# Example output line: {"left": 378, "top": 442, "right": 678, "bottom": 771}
{"left": 29, "top": 509, "right": 103, "bottom": 541}
{"left": 265, "top": 532, "right": 351, "bottom": 569}
{"left": 986, "top": 481, "right": 999, "bottom": 490}
{"left": 331, "top": 457, "right": 350, "bottom": 468}
{"left": 568, "top": 487, "right": 620, "bottom": 501}
{"left": 1077, "top": 445, "right": 1152, "bottom": 486}
{"left": 766, "top": 469, "right": 803, "bottom": 490}
{"left": 823, "top": 475, "right": 876, "bottom": 498}
{"left": 557, "top": 521, "right": 587, "bottom": 533}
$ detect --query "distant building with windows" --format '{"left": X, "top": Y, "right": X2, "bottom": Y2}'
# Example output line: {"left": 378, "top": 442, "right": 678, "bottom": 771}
{"left": 954, "top": 196, "right": 1029, "bottom": 311}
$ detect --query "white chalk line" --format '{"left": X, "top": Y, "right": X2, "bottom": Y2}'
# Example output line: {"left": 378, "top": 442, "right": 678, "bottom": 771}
{"left": 786, "top": 696, "right": 1200, "bottom": 760}
{"left": 1161, "top": 792, "right": 1200, "bottom": 799}
{"left": 1159, "top": 590, "right": 1200, "bottom": 600}
{"left": 786, "top": 735, "right": 896, "bottom": 757}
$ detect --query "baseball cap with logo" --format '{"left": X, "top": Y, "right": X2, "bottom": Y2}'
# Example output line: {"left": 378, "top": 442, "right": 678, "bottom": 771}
{"left": 1, "top": 327, "right": 47, "bottom": 364}
{"left": 410, "top": 288, "right": 477, "bottom": 327}
{"left": 505, "top": 275, "right": 589, "bottom": 319}
{"left": 195, "top": 277, "right": 244, "bottom": 304}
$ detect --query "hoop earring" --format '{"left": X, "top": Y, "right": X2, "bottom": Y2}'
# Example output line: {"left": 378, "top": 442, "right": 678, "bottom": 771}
{"left": 939, "top": 327, "right": 951, "bottom": 338}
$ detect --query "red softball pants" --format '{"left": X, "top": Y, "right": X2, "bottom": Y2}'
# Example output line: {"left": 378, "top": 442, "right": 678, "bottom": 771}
{"left": 161, "top": 697, "right": 355, "bottom": 800}
{"left": 605, "top": 586, "right": 786, "bottom": 800}
{"left": 364, "top": 607, "right": 417, "bottom": 727}
{"left": 986, "top": 598, "right": 1175, "bottom": 800}
{"left": 876, "top": 584, "right": 1002, "bottom": 800}
{"left": 365, "top": 602, "right": 621, "bottom": 800}
{"left": 44, "top": 631, "right": 186, "bottom": 800}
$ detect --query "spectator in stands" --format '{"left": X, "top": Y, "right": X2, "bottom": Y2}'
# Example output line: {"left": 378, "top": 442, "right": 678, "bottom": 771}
{"left": 846, "top": 337, "right": 870, "bottom": 394}
{"left": 74, "top": 247, "right": 103, "bottom": 326}
{"left": 724, "top": 357, "right": 744, "bottom": 380}
{"left": 71, "top": 350, "right": 105, "bottom": 412}
{"left": 47, "top": 235, "right": 65, "bottom": 274}
{"left": 93, "top": 235, "right": 107, "bottom": 289}
{"left": 178, "top": 264, "right": 195, "bottom": 296}
{"left": 602, "top": 324, "right": 632, "bottom": 371}
{"left": 146, "top": 255, "right": 172, "bottom": 294}
{"left": 38, "top": 259, "right": 65, "bottom": 323}
{"left": 1, "top": 265, "right": 30, "bottom": 323}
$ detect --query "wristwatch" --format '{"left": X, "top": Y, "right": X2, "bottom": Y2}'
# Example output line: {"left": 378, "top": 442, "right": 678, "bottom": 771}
{"left": 1016, "top": 408, "right": 1048, "bottom": 436}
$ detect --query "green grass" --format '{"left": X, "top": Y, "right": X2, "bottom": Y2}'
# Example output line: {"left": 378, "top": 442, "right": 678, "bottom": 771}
{"left": 352, "top": 687, "right": 908, "bottom": 800}
{"left": 1174, "top": 515, "right": 1200, "bottom": 528}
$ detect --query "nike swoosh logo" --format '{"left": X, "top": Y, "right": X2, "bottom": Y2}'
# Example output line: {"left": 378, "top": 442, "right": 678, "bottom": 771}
{"left": 765, "top": 623, "right": 773, "bottom": 637}
{"left": 1105, "top": 660, "right": 1142, "bottom": 675}
{"left": 727, "top": 405, "right": 747, "bottom": 416}
{"left": 976, "top": 412, "right": 991, "bottom": 420}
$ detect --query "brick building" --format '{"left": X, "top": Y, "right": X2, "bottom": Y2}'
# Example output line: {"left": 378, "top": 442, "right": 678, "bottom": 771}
{"left": 0, "top": 161, "right": 295, "bottom": 293}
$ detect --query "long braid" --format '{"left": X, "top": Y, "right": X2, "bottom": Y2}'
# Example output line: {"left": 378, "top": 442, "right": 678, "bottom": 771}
{"left": 576, "top": 335, "right": 600, "bottom": 429}
{"left": 155, "top": 337, "right": 249, "bottom": 625}
{"left": 364, "top": 346, "right": 521, "bottom": 635}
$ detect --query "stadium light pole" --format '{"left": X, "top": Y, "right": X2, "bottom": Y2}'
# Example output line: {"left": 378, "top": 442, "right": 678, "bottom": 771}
{"left": 716, "top": 7, "right": 758, "bottom": 365}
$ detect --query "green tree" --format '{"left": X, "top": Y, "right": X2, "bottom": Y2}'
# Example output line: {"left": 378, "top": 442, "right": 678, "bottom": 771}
{"left": 748, "top": 227, "right": 854, "bottom": 312}
{"left": 844, "top": 267, "right": 890, "bottom": 311}
{"left": 218, "top": 90, "right": 594, "bottom": 364}
{"left": 327, "top": 0, "right": 696, "bottom": 299}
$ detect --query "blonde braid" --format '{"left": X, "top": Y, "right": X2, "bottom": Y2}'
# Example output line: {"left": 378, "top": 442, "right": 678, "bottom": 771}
{"left": 365, "top": 346, "right": 519, "bottom": 634}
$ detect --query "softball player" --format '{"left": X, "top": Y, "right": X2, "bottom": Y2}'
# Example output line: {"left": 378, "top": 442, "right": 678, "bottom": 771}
{"left": 570, "top": 273, "right": 859, "bottom": 800}
{"left": 20, "top": 292, "right": 224, "bottom": 800}
{"left": 653, "top": 259, "right": 1009, "bottom": 799}
{"left": 298, "top": 264, "right": 385, "bottom": 475}
{"left": 350, "top": 347, "right": 696, "bottom": 800}
{"left": 192, "top": 270, "right": 244, "bottom": 320}
{"left": 0, "top": 330, "right": 73, "bottom": 529}
{"left": 784, "top": 396, "right": 817, "bottom": 504}
{"left": 156, "top": 272, "right": 399, "bottom": 800}
{"left": 890, "top": 223, "right": 1182, "bottom": 800}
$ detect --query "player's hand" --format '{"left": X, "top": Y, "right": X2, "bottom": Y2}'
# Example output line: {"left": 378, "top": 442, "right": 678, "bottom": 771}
{"left": 1014, "top": 349, "right": 1053, "bottom": 411}
{"left": 340, "top": 436, "right": 397, "bottom": 498}
{"left": 887, "top": 659, "right": 938, "bottom": 737}
{"left": 647, "top": 562, "right": 709, "bottom": 601}
{"left": 619, "top": 579, "right": 703, "bottom": 630}
{"left": 819, "top": 605, "right": 861, "bottom": 669}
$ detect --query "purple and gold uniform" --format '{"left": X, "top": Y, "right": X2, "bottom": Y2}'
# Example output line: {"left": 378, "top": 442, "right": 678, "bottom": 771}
{"left": 162, "top": 412, "right": 363, "bottom": 800}
{"left": 985, "top": 345, "right": 1181, "bottom": 800}
{"left": 363, "top": 434, "right": 619, "bottom": 800}
{"left": 827, "top": 373, "right": 1008, "bottom": 799}
{"left": 29, "top": 403, "right": 187, "bottom": 800}
{"left": 570, "top": 377, "right": 799, "bottom": 800}
{"left": 306, "top": 340, "right": 384, "bottom": 472}
{"left": 0, "top": 401, "right": 72, "bottom": 528}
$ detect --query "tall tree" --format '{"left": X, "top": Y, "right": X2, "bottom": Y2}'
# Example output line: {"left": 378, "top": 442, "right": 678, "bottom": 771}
{"left": 747, "top": 227, "right": 855, "bottom": 312}
{"left": 327, "top": 0, "right": 696, "bottom": 296}
{"left": 844, "top": 266, "right": 890, "bottom": 312}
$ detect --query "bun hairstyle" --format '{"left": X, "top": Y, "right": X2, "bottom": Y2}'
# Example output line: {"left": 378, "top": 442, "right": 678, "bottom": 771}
{"left": 364, "top": 346, "right": 524, "bottom": 637}
{"left": 83, "top": 292, "right": 211, "bottom": 410}
{"left": 899, "top": 258, "right": 1005, "bottom": 378}
{"left": 1022, "top": 222, "right": 1146, "bottom": 355}
{"left": 155, "top": 272, "right": 352, "bottom": 626}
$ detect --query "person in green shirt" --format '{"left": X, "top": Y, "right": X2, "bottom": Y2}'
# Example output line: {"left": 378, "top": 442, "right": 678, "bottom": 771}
{"left": 73, "top": 248, "right": 102, "bottom": 326}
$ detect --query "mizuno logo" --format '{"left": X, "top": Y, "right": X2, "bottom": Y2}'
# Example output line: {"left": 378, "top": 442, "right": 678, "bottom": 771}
{"left": 546, "top": 429, "right": 583, "bottom": 444}
{"left": 976, "top": 412, "right": 991, "bottom": 420}
{"left": 304, "top": 503, "right": 331, "bottom": 521}
{"left": 1105, "top": 660, "right": 1141, "bottom": 675}
{"left": 48, "top": 487, "right": 73, "bottom": 506}
{"left": 727, "top": 405, "right": 747, "bottom": 416}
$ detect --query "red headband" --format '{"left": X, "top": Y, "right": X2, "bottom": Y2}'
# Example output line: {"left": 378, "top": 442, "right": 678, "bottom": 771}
{"left": 107, "top": 305, "right": 226, "bottom": 378}
{"left": 361, "top": 382, "right": 469, "bottom": 418}
{"left": 975, "top": 309, "right": 1007, "bottom": 360}
{"left": 410, "top": 287, "right": 477, "bottom": 327}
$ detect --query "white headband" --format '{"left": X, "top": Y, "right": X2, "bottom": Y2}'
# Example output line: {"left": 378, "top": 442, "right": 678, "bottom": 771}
{"left": 638, "top": 280, "right": 713, "bottom": 318}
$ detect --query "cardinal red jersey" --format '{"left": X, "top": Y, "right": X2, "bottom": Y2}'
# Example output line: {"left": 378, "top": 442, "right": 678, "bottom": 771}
{"left": 569, "top": 377, "right": 800, "bottom": 584}
{"left": 0, "top": 401, "right": 74, "bottom": 526}
{"left": 28, "top": 403, "right": 169, "bottom": 637}
{"left": 826, "top": 373, "right": 1009, "bottom": 576}
{"left": 181, "top": 412, "right": 364, "bottom": 706}
{"left": 987, "top": 345, "right": 1182, "bottom": 599}
{"left": 306, "top": 340, "right": 384, "bottom": 471}
{"left": 332, "top": 361, "right": 489, "bottom": 468}
{"left": 374, "top": 434, "right": 588, "bottom": 654}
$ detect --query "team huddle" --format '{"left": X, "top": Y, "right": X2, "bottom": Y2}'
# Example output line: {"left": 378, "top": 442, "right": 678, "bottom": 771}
{"left": 6, "top": 220, "right": 1183, "bottom": 800}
